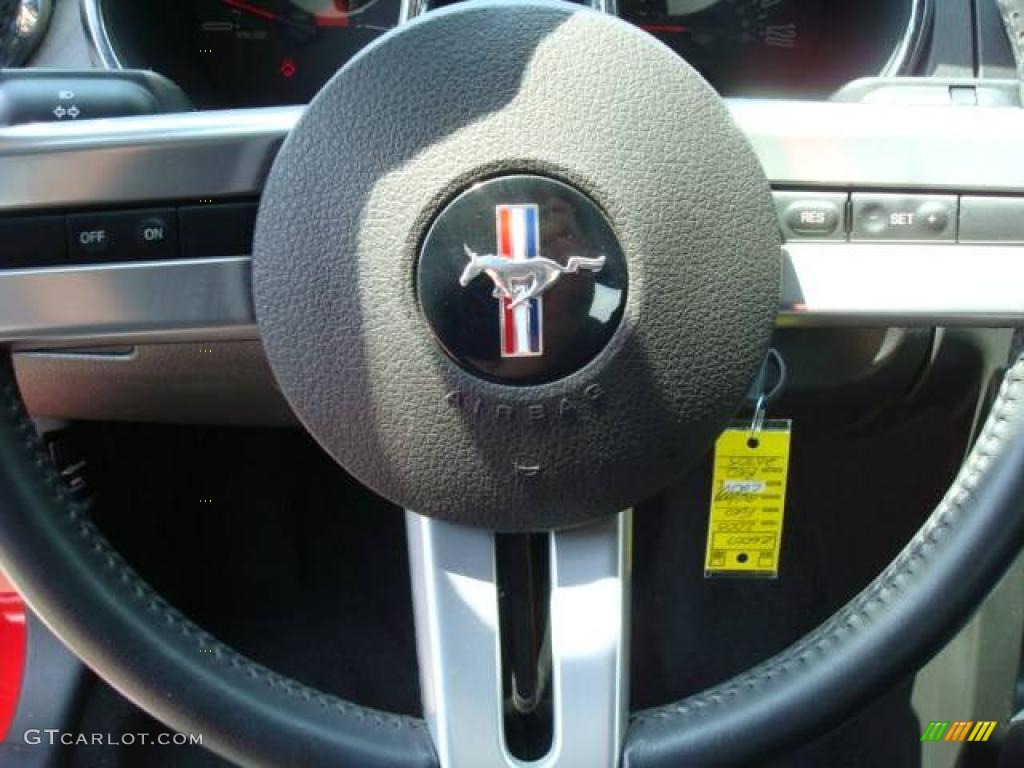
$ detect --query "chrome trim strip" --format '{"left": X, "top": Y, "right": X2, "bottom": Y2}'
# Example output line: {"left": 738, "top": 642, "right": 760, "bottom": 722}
{"left": 882, "top": 0, "right": 933, "bottom": 77}
{"left": 547, "top": 511, "right": 630, "bottom": 768}
{"left": 406, "top": 510, "right": 631, "bottom": 768}
{"left": 5, "top": 241, "right": 1024, "bottom": 348}
{"left": 0, "top": 257, "right": 255, "bottom": 348}
{"left": 731, "top": 100, "right": 1024, "bottom": 192}
{"left": 4, "top": 101, "right": 1024, "bottom": 344}
{"left": 398, "top": 0, "right": 429, "bottom": 24}
{"left": 592, "top": 0, "right": 618, "bottom": 15}
{"left": 80, "top": 0, "right": 121, "bottom": 69}
{"left": 0, "top": 107, "right": 300, "bottom": 212}
{"left": 7, "top": 99, "right": 1024, "bottom": 215}
{"left": 779, "top": 243, "right": 1024, "bottom": 327}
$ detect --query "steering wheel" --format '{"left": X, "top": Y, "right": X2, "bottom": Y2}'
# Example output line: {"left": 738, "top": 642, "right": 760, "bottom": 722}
{"left": 3, "top": 3, "right": 1024, "bottom": 767}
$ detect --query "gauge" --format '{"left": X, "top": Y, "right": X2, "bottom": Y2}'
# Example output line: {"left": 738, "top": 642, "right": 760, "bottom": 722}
{"left": 620, "top": 0, "right": 924, "bottom": 98}
{"left": 193, "top": 0, "right": 398, "bottom": 107}
{"left": 0, "top": 0, "right": 52, "bottom": 67}
{"left": 87, "top": 0, "right": 926, "bottom": 108}
{"left": 86, "top": 0, "right": 402, "bottom": 110}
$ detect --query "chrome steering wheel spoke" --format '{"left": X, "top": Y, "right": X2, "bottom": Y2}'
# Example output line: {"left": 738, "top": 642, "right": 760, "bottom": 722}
{"left": 406, "top": 510, "right": 631, "bottom": 768}
{"left": 3, "top": 100, "right": 1024, "bottom": 347}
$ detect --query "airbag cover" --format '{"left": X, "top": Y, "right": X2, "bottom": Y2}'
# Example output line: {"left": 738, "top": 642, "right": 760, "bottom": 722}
{"left": 252, "top": 0, "right": 780, "bottom": 530}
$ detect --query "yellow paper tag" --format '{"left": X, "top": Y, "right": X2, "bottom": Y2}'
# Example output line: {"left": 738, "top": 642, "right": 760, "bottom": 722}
{"left": 704, "top": 420, "right": 792, "bottom": 578}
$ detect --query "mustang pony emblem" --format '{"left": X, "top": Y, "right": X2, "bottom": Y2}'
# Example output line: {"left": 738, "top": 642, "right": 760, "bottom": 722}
{"left": 459, "top": 203, "right": 606, "bottom": 358}
{"left": 459, "top": 245, "right": 607, "bottom": 309}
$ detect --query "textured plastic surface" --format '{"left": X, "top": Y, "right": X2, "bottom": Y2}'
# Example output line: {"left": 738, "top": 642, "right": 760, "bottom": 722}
{"left": 253, "top": 1, "right": 780, "bottom": 531}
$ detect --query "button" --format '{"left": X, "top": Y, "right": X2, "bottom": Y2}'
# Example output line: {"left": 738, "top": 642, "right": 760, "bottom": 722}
{"left": 67, "top": 208, "right": 178, "bottom": 262}
{"left": 136, "top": 216, "right": 172, "bottom": 248}
{"left": 959, "top": 197, "right": 1024, "bottom": 243}
{"left": 918, "top": 202, "right": 950, "bottom": 233}
{"left": 774, "top": 191, "right": 847, "bottom": 241}
{"left": 851, "top": 194, "right": 958, "bottom": 242}
{"left": 74, "top": 226, "right": 110, "bottom": 255}
{"left": 179, "top": 203, "right": 258, "bottom": 258}
{"left": 0, "top": 215, "right": 67, "bottom": 268}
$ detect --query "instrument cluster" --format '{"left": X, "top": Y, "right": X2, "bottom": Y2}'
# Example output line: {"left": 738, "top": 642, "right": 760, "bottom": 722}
{"left": 84, "top": 0, "right": 931, "bottom": 109}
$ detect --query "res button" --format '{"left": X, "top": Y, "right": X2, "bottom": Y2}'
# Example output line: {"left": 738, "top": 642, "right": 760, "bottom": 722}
{"left": 774, "top": 191, "right": 848, "bottom": 241}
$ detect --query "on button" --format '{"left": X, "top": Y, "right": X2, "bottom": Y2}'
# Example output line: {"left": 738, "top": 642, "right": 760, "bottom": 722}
{"left": 136, "top": 216, "right": 171, "bottom": 247}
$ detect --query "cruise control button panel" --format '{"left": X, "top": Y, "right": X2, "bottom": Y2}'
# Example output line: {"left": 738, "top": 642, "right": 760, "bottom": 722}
{"left": 0, "top": 202, "right": 258, "bottom": 270}
{"left": 851, "top": 194, "right": 958, "bottom": 242}
{"left": 7, "top": 189, "right": 1024, "bottom": 273}
{"left": 68, "top": 208, "right": 178, "bottom": 262}
{"left": 774, "top": 191, "right": 847, "bottom": 241}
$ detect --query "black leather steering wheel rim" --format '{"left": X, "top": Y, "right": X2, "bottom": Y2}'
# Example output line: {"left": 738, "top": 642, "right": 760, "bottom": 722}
{"left": 0, "top": 354, "right": 437, "bottom": 768}
{"left": 623, "top": 354, "right": 1024, "bottom": 766}
{"left": 2, "top": 351, "right": 1024, "bottom": 767}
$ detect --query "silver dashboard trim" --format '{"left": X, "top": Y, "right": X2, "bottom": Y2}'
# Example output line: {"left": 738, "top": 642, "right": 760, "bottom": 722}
{"left": 4, "top": 102, "right": 1024, "bottom": 344}
{"left": 6, "top": 99, "right": 1024, "bottom": 214}
{"left": 0, "top": 107, "right": 299, "bottom": 212}
{"left": 731, "top": 100, "right": 1024, "bottom": 192}
{"left": 778, "top": 243, "right": 1024, "bottom": 327}
{"left": 5, "top": 242, "right": 1024, "bottom": 347}
{"left": 0, "top": 257, "right": 255, "bottom": 348}
{"left": 79, "top": 0, "right": 120, "bottom": 69}
{"left": 406, "top": 509, "right": 631, "bottom": 768}
{"left": 882, "top": 0, "right": 933, "bottom": 77}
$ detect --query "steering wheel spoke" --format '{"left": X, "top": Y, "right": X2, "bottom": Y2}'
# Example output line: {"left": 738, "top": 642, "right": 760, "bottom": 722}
{"left": 406, "top": 510, "right": 631, "bottom": 767}
{"left": 3, "top": 99, "right": 1024, "bottom": 348}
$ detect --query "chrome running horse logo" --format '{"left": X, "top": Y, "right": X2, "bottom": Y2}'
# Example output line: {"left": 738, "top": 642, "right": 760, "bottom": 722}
{"left": 459, "top": 246, "right": 607, "bottom": 309}
{"left": 459, "top": 204, "right": 605, "bottom": 358}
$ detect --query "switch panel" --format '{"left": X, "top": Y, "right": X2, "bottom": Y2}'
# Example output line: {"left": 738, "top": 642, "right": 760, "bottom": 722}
{"left": 851, "top": 193, "right": 958, "bottom": 242}
{"left": 67, "top": 208, "right": 178, "bottom": 263}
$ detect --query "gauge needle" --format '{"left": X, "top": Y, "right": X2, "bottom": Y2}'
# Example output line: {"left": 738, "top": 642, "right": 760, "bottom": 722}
{"left": 222, "top": 0, "right": 279, "bottom": 22}
{"left": 221, "top": 0, "right": 352, "bottom": 28}
{"left": 640, "top": 24, "right": 688, "bottom": 33}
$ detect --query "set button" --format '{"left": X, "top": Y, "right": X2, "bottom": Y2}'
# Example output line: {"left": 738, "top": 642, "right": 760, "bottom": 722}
{"left": 850, "top": 194, "right": 958, "bottom": 242}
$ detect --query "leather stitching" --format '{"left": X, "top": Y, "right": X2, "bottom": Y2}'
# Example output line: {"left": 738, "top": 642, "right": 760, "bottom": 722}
{"left": 0, "top": 367, "right": 428, "bottom": 734}
{"left": 631, "top": 357, "right": 1024, "bottom": 724}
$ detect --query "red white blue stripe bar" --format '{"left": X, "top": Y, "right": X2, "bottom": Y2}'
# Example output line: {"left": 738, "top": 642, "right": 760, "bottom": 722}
{"left": 496, "top": 204, "right": 543, "bottom": 357}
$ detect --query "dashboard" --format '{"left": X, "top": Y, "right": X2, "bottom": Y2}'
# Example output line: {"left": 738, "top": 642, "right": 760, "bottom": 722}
{"left": 81, "top": 0, "right": 931, "bottom": 109}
